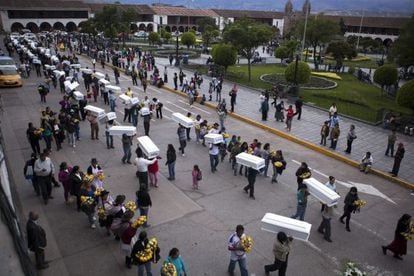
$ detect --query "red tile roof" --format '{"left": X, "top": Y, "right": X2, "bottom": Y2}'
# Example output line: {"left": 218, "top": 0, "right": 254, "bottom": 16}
{"left": 150, "top": 5, "right": 218, "bottom": 17}
{"left": 213, "top": 9, "right": 284, "bottom": 19}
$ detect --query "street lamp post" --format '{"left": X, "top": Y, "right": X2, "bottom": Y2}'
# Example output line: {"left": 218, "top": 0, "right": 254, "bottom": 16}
{"left": 174, "top": 30, "right": 180, "bottom": 66}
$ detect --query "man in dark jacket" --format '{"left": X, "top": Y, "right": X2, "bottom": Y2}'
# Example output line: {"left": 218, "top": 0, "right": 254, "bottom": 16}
{"left": 295, "top": 97, "right": 303, "bottom": 120}
{"left": 27, "top": 212, "right": 48, "bottom": 270}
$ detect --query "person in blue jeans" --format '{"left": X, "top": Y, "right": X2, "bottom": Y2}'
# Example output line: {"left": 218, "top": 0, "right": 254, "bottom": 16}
{"left": 209, "top": 144, "right": 219, "bottom": 173}
{"left": 121, "top": 134, "right": 132, "bottom": 163}
{"left": 165, "top": 144, "right": 176, "bottom": 180}
{"left": 136, "top": 190, "right": 152, "bottom": 228}
{"left": 290, "top": 184, "right": 309, "bottom": 221}
{"left": 228, "top": 225, "right": 248, "bottom": 276}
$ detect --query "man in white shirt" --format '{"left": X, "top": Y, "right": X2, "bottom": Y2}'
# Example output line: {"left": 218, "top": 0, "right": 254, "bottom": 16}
{"left": 359, "top": 152, "right": 373, "bottom": 174}
{"left": 134, "top": 148, "right": 156, "bottom": 191}
{"left": 228, "top": 225, "right": 248, "bottom": 276}
{"left": 209, "top": 143, "right": 219, "bottom": 173}
{"left": 34, "top": 153, "right": 55, "bottom": 205}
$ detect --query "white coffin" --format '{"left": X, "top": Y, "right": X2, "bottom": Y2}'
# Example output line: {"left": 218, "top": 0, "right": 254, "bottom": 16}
{"left": 105, "top": 85, "right": 121, "bottom": 93}
{"left": 235, "top": 152, "right": 265, "bottom": 170}
{"left": 140, "top": 107, "right": 150, "bottom": 116}
{"left": 65, "top": 81, "right": 79, "bottom": 92}
{"left": 303, "top": 178, "right": 340, "bottom": 207}
{"left": 53, "top": 70, "right": 65, "bottom": 78}
{"left": 45, "top": 64, "right": 56, "bottom": 70}
{"left": 84, "top": 105, "right": 105, "bottom": 117}
{"left": 172, "top": 113, "right": 194, "bottom": 128}
{"left": 109, "top": 126, "right": 136, "bottom": 136}
{"left": 98, "top": 79, "right": 110, "bottom": 85}
{"left": 94, "top": 72, "right": 105, "bottom": 79}
{"left": 119, "top": 94, "right": 132, "bottom": 104}
{"left": 64, "top": 80, "right": 71, "bottom": 87}
{"left": 106, "top": 112, "right": 117, "bottom": 121}
{"left": 62, "top": 60, "right": 70, "bottom": 65}
{"left": 73, "top": 91, "right": 84, "bottom": 101}
{"left": 70, "top": 63, "right": 81, "bottom": 69}
{"left": 261, "top": 213, "right": 312, "bottom": 241}
{"left": 33, "top": 59, "right": 41, "bottom": 64}
{"left": 137, "top": 136, "right": 159, "bottom": 159}
{"left": 51, "top": 56, "right": 59, "bottom": 63}
{"left": 205, "top": 133, "right": 224, "bottom": 145}
{"left": 82, "top": 68, "right": 93, "bottom": 74}
{"left": 130, "top": 97, "right": 139, "bottom": 105}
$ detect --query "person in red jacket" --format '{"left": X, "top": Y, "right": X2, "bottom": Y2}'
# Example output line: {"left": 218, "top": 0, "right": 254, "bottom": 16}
{"left": 148, "top": 158, "right": 160, "bottom": 188}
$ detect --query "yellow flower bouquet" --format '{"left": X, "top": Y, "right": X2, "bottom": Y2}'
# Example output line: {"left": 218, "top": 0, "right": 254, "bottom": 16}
{"left": 125, "top": 201, "right": 137, "bottom": 212}
{"left": 80, "top": 196, "right": 96, "bottom": 214}
{"left": 402, "top": 222, "right": 414, "bottom": 240}
{"left": 83, "top": 174, "right": 94, "bottom": 183}
{"left": 134, "top": 237, "right": 158, "bottom": 263}
{"left": 131, "top": 216, "right": 147, "bottom": 229}
{"left": 96, "top": 171, "right": 105, "bottom": 181}
{"left": 300, "top": 172, "right": 312, "bottom": 179}
{"left": 274, "top": 161, "right": 284, "bottom": 168}
{"left": 94, "top": 187, "right": 105, "bottom": 197}
{"left": 161, "top": 262, "right": 177, "bottom": 276}
{"left": 353, "top": 199, "right": 367, "bottom": 208}
{"left": 240, "top": 235, "right": 253, "bottom": 253}
{"left": 97, "top": 207, "right": 106, "bottom": 220}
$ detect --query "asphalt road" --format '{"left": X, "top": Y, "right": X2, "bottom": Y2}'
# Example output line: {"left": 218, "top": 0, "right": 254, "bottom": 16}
{"left": 0, "top": 53, "right": 413, "bottom": 276}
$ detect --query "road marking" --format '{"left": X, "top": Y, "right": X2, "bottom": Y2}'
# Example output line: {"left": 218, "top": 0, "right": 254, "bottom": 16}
{"left": 166, "top": 101, "right": 189, "bottom": 112}
{"left": 178, "top": 99, "right": 211, "bottom": 114}
{"left": 163, "top": 106, "right": 175, "bottom": 113}
{"left": 307, "top": 241, "right": 340, "bottom": 267}
{"left": 291, "top": 159, "right": 397, "bottom": 205}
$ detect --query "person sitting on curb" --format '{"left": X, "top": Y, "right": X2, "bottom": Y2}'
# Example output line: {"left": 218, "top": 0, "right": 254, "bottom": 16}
{"left": 359, "top": 152, "right": 373, "bottom": 174}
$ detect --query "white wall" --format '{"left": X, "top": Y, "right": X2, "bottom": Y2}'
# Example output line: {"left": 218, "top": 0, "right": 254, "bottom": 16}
{"left": 273, "top": 18, "right": 284, "bottom": 36}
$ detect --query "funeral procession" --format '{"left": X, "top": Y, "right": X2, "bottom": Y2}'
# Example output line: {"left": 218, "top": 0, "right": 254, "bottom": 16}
{"left": 0, "top": 0, "right": 413, "bottom": 275}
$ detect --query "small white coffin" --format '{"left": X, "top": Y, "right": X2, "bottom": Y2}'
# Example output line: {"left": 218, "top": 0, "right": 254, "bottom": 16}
{"left": 33, "top": 59, "right": 41, "bottom": 64}
{"left": 98, "top": 78, "right": 110, "bottom": 86}
{"left": 137, "top": 136, "right": 159, "bottom": 159}
{"left": 119, "top": 94, "right": 132, "bottom": 104}
{"left": 172, "top": 113, "right": 194, "bottom": 128}
{"left": 140, "top": 107, "right": 151, "bottom": 116}
{"left": 109, "top": 126, "right": 136, "bottom": 136}
{"left": 53, "top": 70, "right": 65, "bottom": 78}
{"left": 73, "top": 91, "right": 84, "bottom": 101}
{"left": 261, "top": 213, "right": 312, "bottom": 241}
{"left": 62, "top": 60, "right": 70, "bottom": 66}
{"left": 235, "top": 152, "right": 265, "bottom": 170}
{"left": 81, "top": 68, "right": 93, "bottom": 74}
{"left": 303, "top": 178, "right": 340, "bottom": 207}
{"left": 94, "top": 72, "right": 105, "bottom": 79}
{"left": 65, "top": 81, "right": 79, "bottom": 92}
{"left": 84, "top": 105, "right": 105, "bottom": 117}
{"left": 106, "top": 112, "right": 117, "bottom": 121}
{"left": 70, "top": 63, "right": 81, "bottom": 69}
{"left": 130, "top": 97, "right": 139, "bottom": 106}
{"left": 105, "top": 85, "right": 121, "bottom": 93}
{"left": 204, "top": 133, "right": 224, "bottom": 144}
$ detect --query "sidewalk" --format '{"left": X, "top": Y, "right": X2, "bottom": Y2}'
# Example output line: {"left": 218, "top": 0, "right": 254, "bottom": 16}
{"left": 154, "top": 57, "right": 414, "bottom": 184}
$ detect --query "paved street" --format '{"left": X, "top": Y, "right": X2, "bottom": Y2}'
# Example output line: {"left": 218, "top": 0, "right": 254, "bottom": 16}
{"left": 1, "top": 53, "right": 413, "bottom": 276}
{"left": 150, "top": 55, "right": 414, "bottom": 184}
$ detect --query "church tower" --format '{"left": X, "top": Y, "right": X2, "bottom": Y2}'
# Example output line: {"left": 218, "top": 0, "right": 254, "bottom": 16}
{"left": 284, "top": 0, "right": 293, "bottom": 15}
{"left": 302, "top": 0, "right": 311, "bottom": 15}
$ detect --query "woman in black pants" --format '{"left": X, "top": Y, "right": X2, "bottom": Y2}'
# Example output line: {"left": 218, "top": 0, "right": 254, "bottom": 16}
{"left": 339, "top": 187, "right": 359, "bottom": 232}
{"left": 264, "top": 232, "right": 292, "bottom": 276}
{"left": 69, "top": 166, "right": 84, "bottom": 211}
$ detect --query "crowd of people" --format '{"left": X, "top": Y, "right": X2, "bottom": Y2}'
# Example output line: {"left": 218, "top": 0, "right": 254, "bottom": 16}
{"left": 4, "top": 32, "right": 411, "bottom": 275}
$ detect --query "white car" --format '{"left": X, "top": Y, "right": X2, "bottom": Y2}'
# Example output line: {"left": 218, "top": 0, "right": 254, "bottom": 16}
{"left": 134, "top": 31, "right": 148, "bottom": 38}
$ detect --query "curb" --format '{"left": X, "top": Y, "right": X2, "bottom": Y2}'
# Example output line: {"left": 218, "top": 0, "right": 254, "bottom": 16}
{"left": 161, "top": 85, "right": 414, "bottom": 190}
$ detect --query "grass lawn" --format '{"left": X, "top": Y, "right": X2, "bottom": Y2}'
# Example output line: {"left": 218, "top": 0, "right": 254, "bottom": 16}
{"left": 187, "top": 64, "right": 411, "bottom": 123}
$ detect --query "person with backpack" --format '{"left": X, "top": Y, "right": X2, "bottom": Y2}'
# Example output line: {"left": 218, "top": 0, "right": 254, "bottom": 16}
{"left": 192, "top": 165, "right": 202, "bottom": 190}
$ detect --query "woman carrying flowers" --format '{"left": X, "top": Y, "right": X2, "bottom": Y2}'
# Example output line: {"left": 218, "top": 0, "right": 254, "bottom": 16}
{"left": 162, "top": 248, "right": 187, "bottom": 276}
{"left": 382, "top": 214, "right": 412, "bottom": 260}
{"left": 79, "top": 178, "right": 97, "bottom": 229}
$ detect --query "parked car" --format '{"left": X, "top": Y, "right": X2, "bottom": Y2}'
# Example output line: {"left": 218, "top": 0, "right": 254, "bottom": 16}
{"left": 133, "top": 31, "right": 148, "bottom": 38}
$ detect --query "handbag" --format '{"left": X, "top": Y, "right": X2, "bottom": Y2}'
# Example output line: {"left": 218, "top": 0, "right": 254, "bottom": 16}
{"left": 25, "top": 165, "right": 34, "bottom": 180}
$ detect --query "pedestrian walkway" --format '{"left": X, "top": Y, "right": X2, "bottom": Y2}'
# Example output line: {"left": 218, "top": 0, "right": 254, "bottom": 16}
{"left": 154, "top": 58, "right": 414, "bottom": 184}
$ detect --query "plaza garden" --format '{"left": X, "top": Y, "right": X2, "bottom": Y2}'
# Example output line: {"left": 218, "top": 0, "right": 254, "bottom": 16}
{"left": 186, "top": 63, "right": 413, "bottom": 123}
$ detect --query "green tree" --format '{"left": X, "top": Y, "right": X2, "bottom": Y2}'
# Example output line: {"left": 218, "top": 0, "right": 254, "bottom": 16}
{"left": 202, "top": 26, "right": 220, "bottom": 48}
{"left": 296, "top": 17, "right": 339, "bottom": 65}
{"left": 78, "top": 20, "right": 97, "bottom": 36}
{"left": 148, "top": 32, "right": 160, "bottom": 46}
{"left": 389, "top": 15, "right": 414, "bottom": 70}
{"left": 339, "top": 18, "right": 347, "bottom": 35}
{"left": 284, "top": 40, "right": 299, "bottom": 60}
{"left": 396, "top": 80, "right": 414, "bottom": 114}
{"left": 275, "top": 46, "right": 289, "bottom": 60}
{"left": 212, "top": 44, "right": 237, "bottom": 73}
{"left": 285, "top": 61, "right": 311, "bottom": 84}
{"left": 196, "top": 17, "right": 217, "bottom": 33}
{"left": 373, "top": 65, "right": 398, "bottom": 94}
{"left": 326, "top": 41, "right": 357, "bottom": 69}
{"left": 163, "top": 32, "right": 172, "bottom": 44}
{"left": 181, "top": 32, "right": 196, "bottom": 49}
{"left": 223, "top": 18, "right": 273, "bottom": 81}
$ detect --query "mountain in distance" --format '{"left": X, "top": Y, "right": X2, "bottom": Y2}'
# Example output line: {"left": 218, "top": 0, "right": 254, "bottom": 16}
{"left": 87, "top": 0, "right": 414, "bottom": 14}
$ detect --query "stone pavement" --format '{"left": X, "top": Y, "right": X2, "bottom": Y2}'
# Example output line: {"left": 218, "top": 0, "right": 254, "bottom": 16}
{"left": 152, "top": 57, "right": 414, "bottom": 184}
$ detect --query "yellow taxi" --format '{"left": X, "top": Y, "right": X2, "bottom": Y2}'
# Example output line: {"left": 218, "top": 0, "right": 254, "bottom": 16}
{"left": 0, "top": 66, "right": 22, "bottom": 87}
